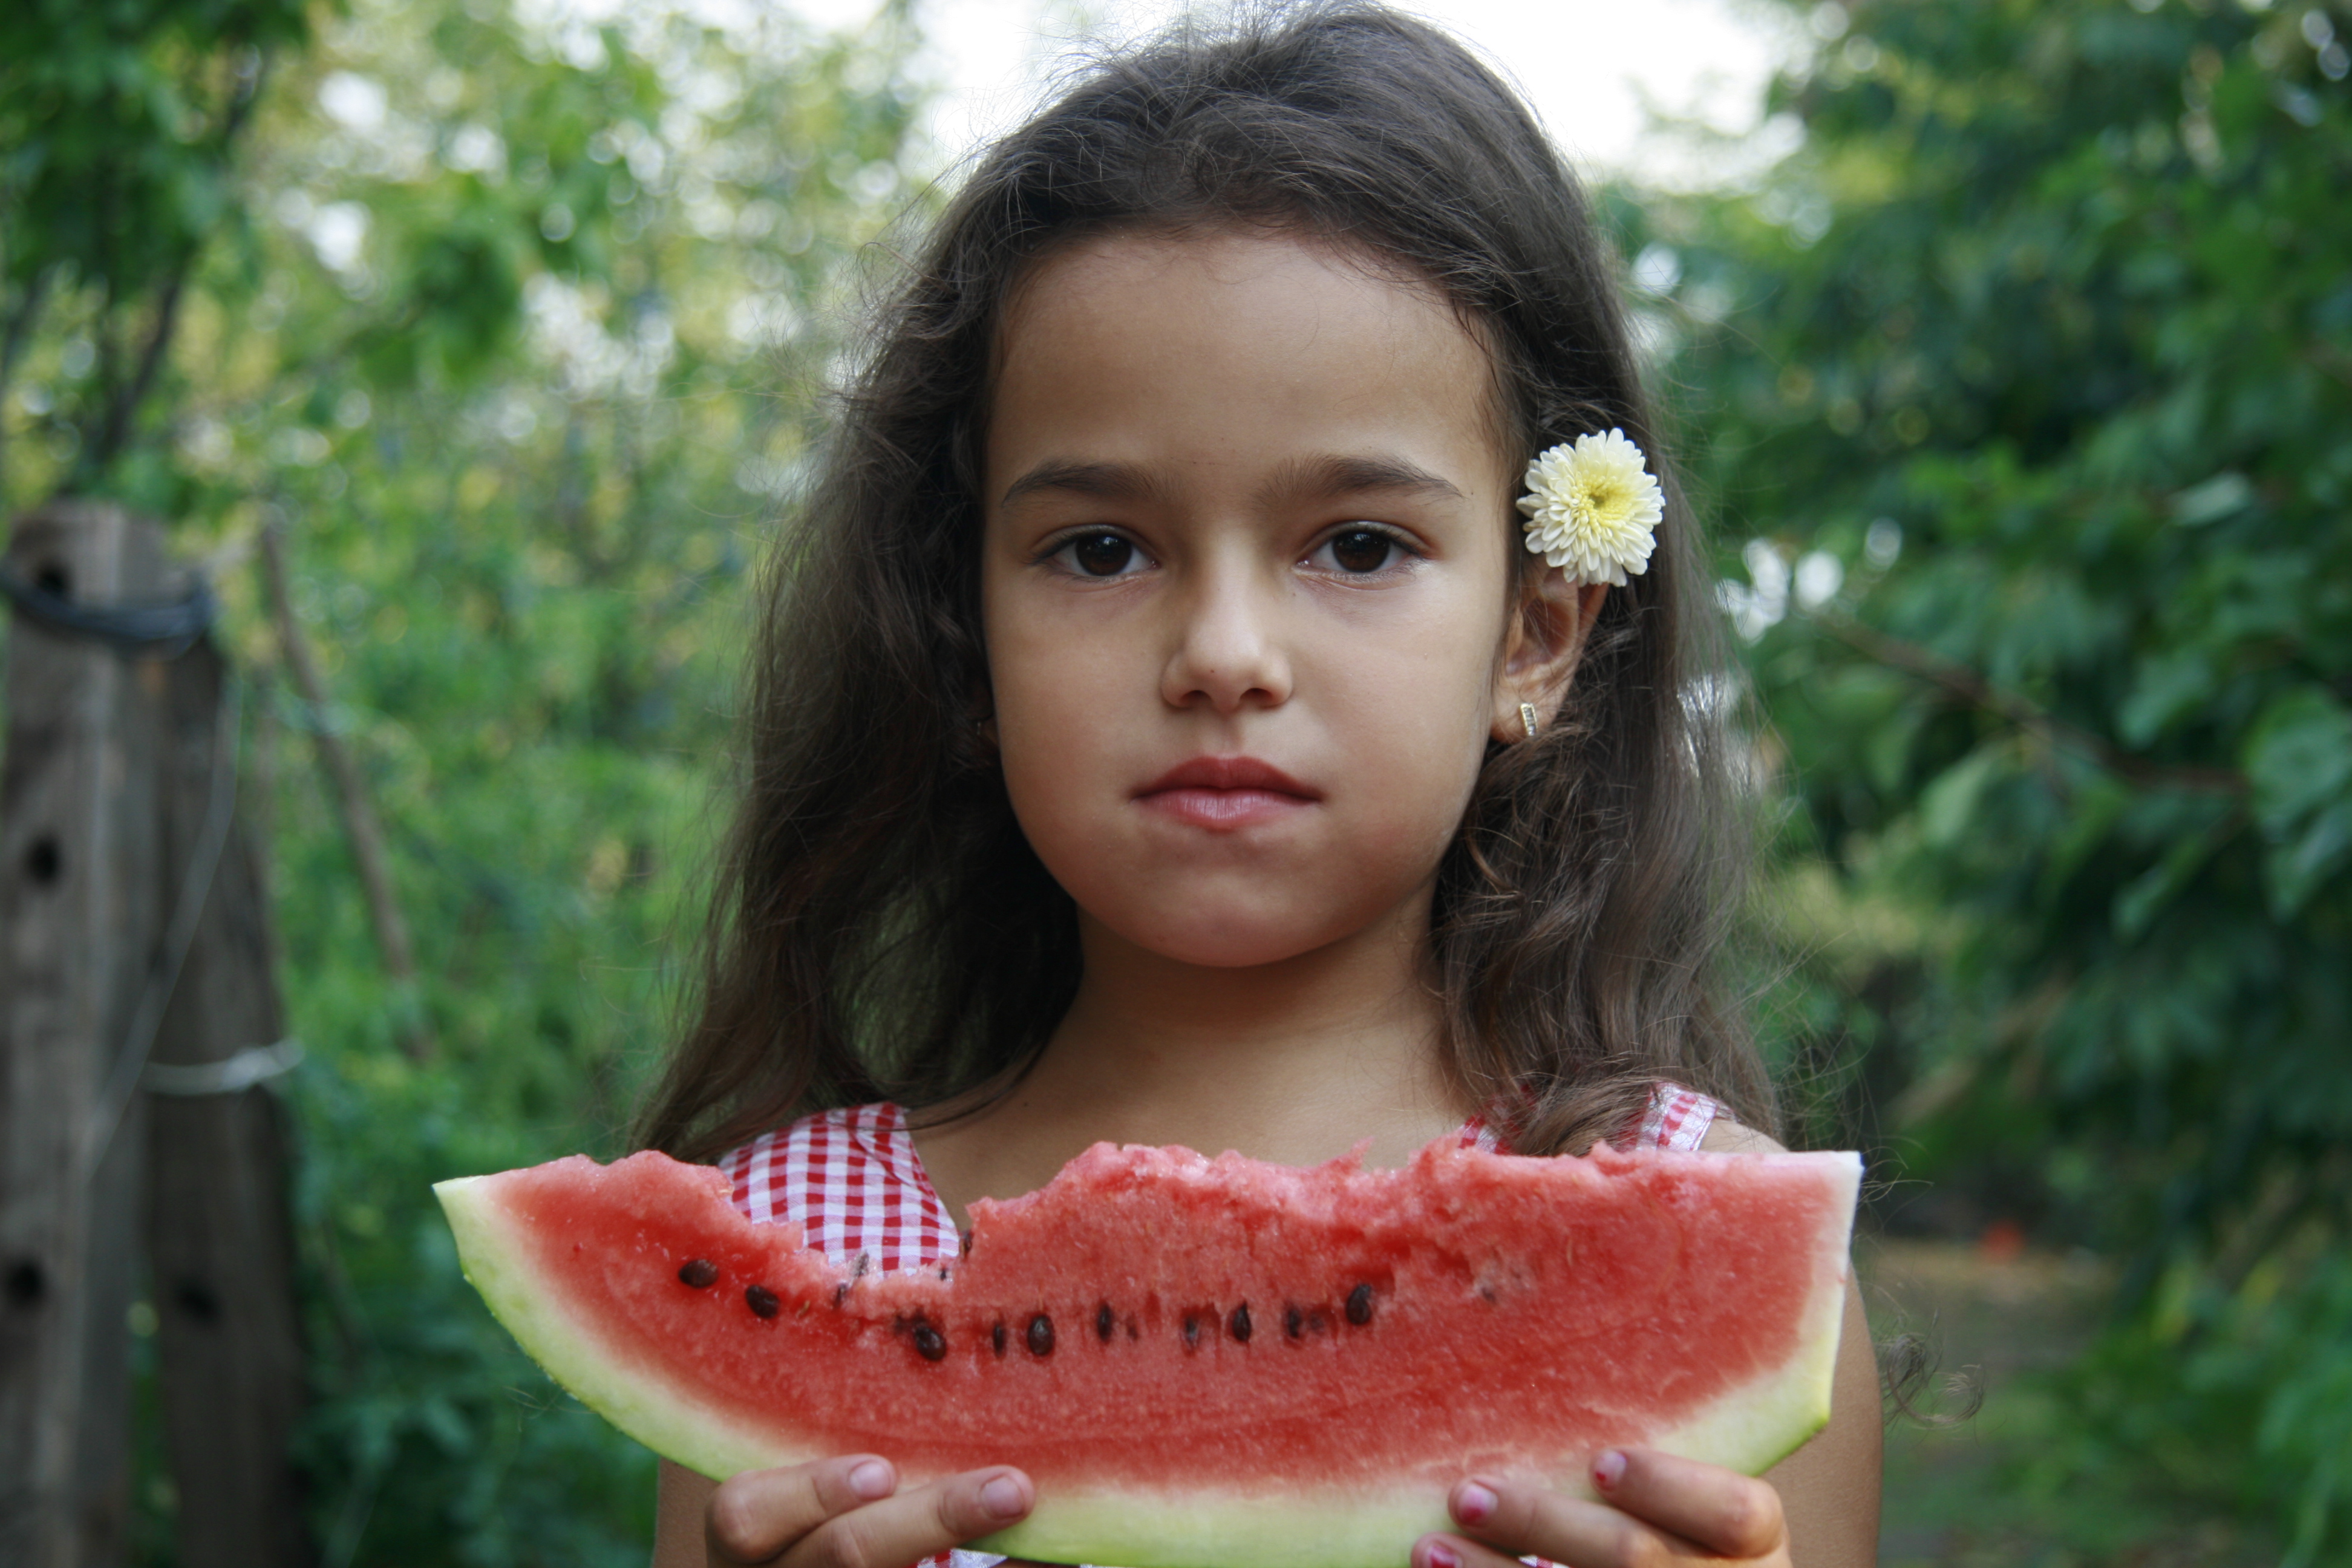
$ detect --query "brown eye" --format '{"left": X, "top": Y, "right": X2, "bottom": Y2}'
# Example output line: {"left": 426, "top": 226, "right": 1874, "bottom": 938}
{"left": 1326, "top": 528, "right": 1397, "bottom": 574}
{"left": 1070, "top": 533, "right": 1137, "bottom": 577}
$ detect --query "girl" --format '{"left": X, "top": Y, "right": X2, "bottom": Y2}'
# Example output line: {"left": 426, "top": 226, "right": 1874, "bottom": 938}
{"left": 638, "top": 5, "right": 1881, "bottom": 1566}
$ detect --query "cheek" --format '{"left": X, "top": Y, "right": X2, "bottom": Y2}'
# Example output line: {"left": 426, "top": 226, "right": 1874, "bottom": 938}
{"left": 981, "top": 583, "right": 1508, "bottom": 967}
{"left": 982, "top": 580, "right": 1132, "bottom": 820}
{"left": 993, "top": 672, "right": 1121, "bottom": 822}
{"left": 1302, "top": 606, "right": 1500, "bottom": 832}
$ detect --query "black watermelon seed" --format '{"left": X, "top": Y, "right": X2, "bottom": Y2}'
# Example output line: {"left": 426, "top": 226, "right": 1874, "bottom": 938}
{"left": 678, "top": 1258, "right": 719, "bottom": 1289}
{"left": 1284, "top": 1305, "right": 1304, "bottom": 1339}
{"left": 832, "top": 1283, "right": 849, "bottom": 1308}
{"left": 745, "top": 1285, "right": 780, "bottom": 1319}
{"left": 992, "top": 1321, "right": 1008, "bottom": 1357}
{"left": 1183, "top": 1315, "right": 1201, "bottom": 1349}
{"left": 1346, "top": 1283, "right": 1374, "bottom": 1325}
{"left": 1096, "top": 1302, "right": 1116, "bottom": 1342}
{"left": 913, "top": 1321, "right": 947, "bottom": 1362}
{"left": 1229, "top": 1303, "right": 1252, "bottom": 1344}
{"left": 1027, "top": 1313, "right": 1055, "bottom": 1356}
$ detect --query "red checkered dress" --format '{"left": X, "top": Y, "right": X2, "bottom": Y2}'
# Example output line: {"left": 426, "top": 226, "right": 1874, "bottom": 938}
{"left": 715, "top": 1084, "right": 1723, "bottom": 1568}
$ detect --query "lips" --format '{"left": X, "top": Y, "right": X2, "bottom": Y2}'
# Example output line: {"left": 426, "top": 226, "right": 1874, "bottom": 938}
{"left": 1134, "top": 755, "right": 1321, "bottom": 831}
{"left": 1138, "top": 756, "right": 1319, "bottom": 797}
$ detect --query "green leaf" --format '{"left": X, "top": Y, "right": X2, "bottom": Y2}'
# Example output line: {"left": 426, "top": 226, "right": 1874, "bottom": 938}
{"left": 1917, "top": 745, "right": 2007, "bottom": 850}
{"left": 2264, "top": 801, "right": 2352, "bottom": 920}
{"left": 2171, "top": 471, "right": 2253, "bottom": 528}
{"left": 2112, "top": 811, "right": 2240, "bottom": 939}
{"left": 2117, "top": 648, "right": 2215, "bottom": 748}
{"left": 2246, "top": 687, "right": 2352, "bottom": 835}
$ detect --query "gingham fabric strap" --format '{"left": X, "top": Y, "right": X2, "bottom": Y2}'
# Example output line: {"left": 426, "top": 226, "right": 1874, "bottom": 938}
{"left": 1636, "top": 1080, "right": 1719, "bottom": 1152}
{"left": 1459, "top": 1080, "right": 1717, "bottom": 1156}
{"left": 718, "top": 1099, "right": 960, "bottom": 1273}
{"left": 716, "top": 1083, "right": 1722, "bottom": 1568}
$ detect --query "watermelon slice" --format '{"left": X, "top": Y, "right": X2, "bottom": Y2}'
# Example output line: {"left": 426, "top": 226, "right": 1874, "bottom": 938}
{"left": 436, "top": 1135, "right": 1858, "bottom": 1568}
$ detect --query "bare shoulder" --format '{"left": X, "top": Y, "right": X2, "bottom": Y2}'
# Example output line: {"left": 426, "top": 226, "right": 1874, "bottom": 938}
{"left": 1697, "top": 1115, "right": 1787, "bottom": 1155}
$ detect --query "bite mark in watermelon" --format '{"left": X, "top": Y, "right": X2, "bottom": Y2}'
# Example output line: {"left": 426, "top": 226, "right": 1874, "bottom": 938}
{"left": 434, "top": 1137, "right": 1859, "bottom": 1568}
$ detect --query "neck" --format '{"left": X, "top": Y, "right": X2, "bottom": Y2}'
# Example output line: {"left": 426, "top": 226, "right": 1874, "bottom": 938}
{"left": 909, "top": 890, "right": 1478, "bottom": 1218}
{"left": 1013, "top": 899, "right": 1463, "bottom": 1162}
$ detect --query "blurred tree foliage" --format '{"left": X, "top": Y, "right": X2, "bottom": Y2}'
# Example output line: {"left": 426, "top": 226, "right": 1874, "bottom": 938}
{"left": 0, "top": 0, "right": 309, "bottom": 497}
{"left": 1636, "top": 0, "right": 2351, "bottom": 1558}
{"left": 13, "top": 0, "right": 2349, "bottom": 1560}
{"left": 4, "top": 0, "right": 924, "bottom": 1561}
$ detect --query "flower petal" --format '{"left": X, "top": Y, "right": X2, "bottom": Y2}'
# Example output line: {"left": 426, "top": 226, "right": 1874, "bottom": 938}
{"left": 1517, "top": 427, "right": 1664, "bottom": 584}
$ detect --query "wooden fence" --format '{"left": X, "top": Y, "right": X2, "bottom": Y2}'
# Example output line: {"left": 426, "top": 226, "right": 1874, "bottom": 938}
{"left": 1, "top": 503, "right": 310, "bottom": 1567}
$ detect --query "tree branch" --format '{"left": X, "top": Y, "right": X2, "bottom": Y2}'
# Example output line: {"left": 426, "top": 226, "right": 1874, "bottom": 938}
{"left": 258, "top": 522, "right": 436, "bottom": 1062}
{"left": 84, "top": 266, "right": 190, "bottom": 475}
{"left": 70, "top": 50, "right": 273, "bottom": 489}
{"left": 0, "top": 265, "right": 51, "bottom": 385}
{"left": 0, "top": 264, "right": 54, "bottom": 498}
{"left": 1811, "top": 611, "right": 2248, "bottom": 795}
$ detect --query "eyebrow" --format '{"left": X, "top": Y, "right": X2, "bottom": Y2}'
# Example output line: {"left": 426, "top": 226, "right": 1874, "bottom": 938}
{"left": 1255, "top": 454, "right": 1466, "bottom": 509}
{"left": 998, "top": 460, "right": 1169, "bottom": 509}
{"left": 996, "top": 453, "right": 1466, "bottom": 509}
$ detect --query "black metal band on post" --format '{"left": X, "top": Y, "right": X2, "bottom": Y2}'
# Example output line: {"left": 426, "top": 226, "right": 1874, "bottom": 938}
{"left": 0, "top": 560, "right": 215, "bottom": 658}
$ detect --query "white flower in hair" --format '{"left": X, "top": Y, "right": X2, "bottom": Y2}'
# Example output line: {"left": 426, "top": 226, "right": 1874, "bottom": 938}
{"left": 1515, "top": 428, "right": 1665, "bottom": 586}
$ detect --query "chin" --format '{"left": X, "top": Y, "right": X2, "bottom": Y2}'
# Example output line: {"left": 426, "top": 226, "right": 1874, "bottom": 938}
{"left": 1094, "top": 899, "right": 1369, "bottom": 970}
{"left": 1142, "top": 932, "right": 1322, "bottom": 969}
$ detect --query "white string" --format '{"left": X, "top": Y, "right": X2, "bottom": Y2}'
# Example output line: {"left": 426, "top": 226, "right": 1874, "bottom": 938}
{"left": 142, "top": 1037, "right": 304, "bottom": 1097}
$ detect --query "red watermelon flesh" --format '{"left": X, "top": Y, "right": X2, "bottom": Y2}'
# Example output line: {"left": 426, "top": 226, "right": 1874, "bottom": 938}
{"left": 435, "top": 1135, "right": 1858, "bottom": 1568}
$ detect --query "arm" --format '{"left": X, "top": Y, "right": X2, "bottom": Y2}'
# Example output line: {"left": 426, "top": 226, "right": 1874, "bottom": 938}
{"left": 1417, "top": 1117, "right": 1881, "bottom": 1568}
{"left": 1711, "top": 1117, "right": 1882, "bottom": 1568}
{"left": 1756, "top": 1258, "right": 1881, "bottom": 1564}
{"left": 652, "top": 1460, "right": 716, "bottom": 1567}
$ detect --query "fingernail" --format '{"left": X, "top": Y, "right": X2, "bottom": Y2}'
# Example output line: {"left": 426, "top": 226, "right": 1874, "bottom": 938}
{"left": 1593, "top": 1449, "right": 1627, "bottom": 1491}
{"left": 1453, "top": 1480, "right": 1498, "bottom": 1526}
{"left": 980, "top": 1475, "right": 1028, "bottom": 1520}
{"left": 849, "top": 1460, "right": 893, "bottom": 1500}
{"left": 1417, "top": 1540, "right": 1464, "bottom": 1568}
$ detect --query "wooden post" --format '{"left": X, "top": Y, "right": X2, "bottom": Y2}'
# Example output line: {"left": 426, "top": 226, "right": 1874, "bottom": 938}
{"left": 144, "top": 636, "right": 312, "bottom": 1568}
{"left": 0, "top": 503, "right": 169, "bottom": 1568}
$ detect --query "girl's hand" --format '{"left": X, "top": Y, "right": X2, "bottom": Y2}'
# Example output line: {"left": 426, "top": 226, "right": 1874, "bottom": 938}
{"left": 1416, "top": 1449, "right": 1788, "bottom": 1568}
{"left": 697, "top": 1454, "right": 1034, "bottom": 1567}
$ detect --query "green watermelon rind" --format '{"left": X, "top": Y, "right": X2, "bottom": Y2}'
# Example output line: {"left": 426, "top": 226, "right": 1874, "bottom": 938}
{"left": 438, "top": 1173, "right": 802, "bottom": 1482}
{"left": 437, "top": 1149, "right": 1858, "bottom": 1568}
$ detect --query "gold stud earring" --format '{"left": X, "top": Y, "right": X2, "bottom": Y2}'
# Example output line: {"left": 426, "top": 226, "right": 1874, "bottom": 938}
{"left": 1520, "top": 702, "right": 1539, "bottom": 739}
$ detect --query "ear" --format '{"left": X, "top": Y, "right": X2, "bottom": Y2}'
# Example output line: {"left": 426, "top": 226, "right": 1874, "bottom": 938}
{"left": 1489, "top": 570, "right": 1610, "bottom": 743}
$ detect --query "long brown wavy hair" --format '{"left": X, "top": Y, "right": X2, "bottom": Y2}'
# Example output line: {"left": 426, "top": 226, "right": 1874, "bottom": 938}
{"left": 636, "top": 1, "right": 1776, "bottom": 1164}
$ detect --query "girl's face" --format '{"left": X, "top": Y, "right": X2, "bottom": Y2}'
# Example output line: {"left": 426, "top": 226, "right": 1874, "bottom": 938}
{"left": 981, "top": 227, "right": 1589, "bottom": 970}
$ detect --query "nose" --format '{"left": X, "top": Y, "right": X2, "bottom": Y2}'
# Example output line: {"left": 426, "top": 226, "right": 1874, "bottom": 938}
{"left": 1160, "top": 554, "right": 1293, "bottom": 714}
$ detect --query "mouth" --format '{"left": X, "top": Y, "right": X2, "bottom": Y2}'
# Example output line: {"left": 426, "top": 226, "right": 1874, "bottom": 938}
{"left": 1134, "top": 755, "right": 1321, "bottom": 831}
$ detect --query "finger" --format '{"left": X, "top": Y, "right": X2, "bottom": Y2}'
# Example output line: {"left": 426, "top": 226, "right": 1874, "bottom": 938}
{"left": 780, "top": 1466, "right": 1034, "bottom": 1568}
{"left": 1412, "top": 1530, "right": 1546, "bottom": 1568}
{"left": 1436, "top": 1474, "right": 1709, "bottom": 1568}
{"left": 707, "top": 1455, "right": 898, "bottom": 1563}
{"left": 1590, "top": 1448, "right": 1785, "bottom": 1560}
